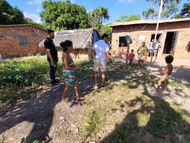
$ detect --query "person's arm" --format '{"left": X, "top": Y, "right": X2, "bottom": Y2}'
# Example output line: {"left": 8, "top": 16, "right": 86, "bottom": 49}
{"left": 105, "top": 43, "right": 112, "bottom": 61}
{"left": 92, "top": 44, "right": 96, "bottom": 58}
{"left": 137, "top": 48, "right": 140, "bottom": 54}
{"left": 44, "top": 40, "right": 56, "bottom": 67}
{"left": 63, "top": 53, "right": 79, "bottom": 70}
{"left": 163, "top": 66, "right": 168, "bottom": 75}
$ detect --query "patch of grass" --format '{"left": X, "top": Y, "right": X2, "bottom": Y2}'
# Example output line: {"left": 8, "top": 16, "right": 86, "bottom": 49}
{"left": 80, "top": 110, "right": 104, "bottom": 142}
{"left": 168, "top": 79, "right": 181, "bottom": 88}
{"left": 20, "top": 137, "right": 42, "bottom": 143}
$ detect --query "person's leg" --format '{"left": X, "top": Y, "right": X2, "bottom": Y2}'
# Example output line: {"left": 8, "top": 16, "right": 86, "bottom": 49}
{"left": 100, "top": 60, "right": 107, "bottom": 86}
{"left": 49, "top": 62, "right": 57, "bottom": 83}
{"left": 141, "top": 60, "right": 144, "bottom": 68}
{"left": 93, "top": 59, "right": 99, "bottom": 88}
{"left": 62, "top": 84, "right": 71, "bottom": 100}
{"left": 93, "top": 71, "right": 98, "bottom": 85}
{"left": 157, "top": 75, "right": 166, "bottom": 91}
{"left": 164, "top": 79, "right": 169, "bottom": 91}
{"left": 74, "top": 82, "right": 81, "bottom": 100}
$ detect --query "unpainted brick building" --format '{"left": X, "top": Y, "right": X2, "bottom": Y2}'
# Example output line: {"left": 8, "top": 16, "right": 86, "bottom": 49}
{"left": 111, "top": 18, "right": 190, "bottom": 59}
{"left": 0, "top": 24, "right": 47, "bottom": 58}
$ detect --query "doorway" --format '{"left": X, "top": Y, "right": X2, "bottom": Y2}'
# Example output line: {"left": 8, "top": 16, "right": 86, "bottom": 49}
{"left": 150, "top": 34, "right": 161, "bottom": 41}
{"left": 163, "top": 32, "right": 177, "bottom": 54}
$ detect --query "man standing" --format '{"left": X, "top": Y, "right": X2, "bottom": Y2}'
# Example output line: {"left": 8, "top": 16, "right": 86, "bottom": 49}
{"left": 92, "top": 33, "right": 111, "bottom": 89}
{"left": 44, "top": 29, "right": 58, "bottom": 85}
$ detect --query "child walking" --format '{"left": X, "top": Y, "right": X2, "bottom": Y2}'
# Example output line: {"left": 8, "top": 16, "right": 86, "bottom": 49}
{"left": 60, "top": 40, "right": 83, "bottom": 101}
{"left": 157, "top": 55, "right": 174, "bottom": 91}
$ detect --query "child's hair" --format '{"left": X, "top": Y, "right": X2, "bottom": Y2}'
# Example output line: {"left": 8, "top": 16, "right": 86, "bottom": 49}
{"left": 101, "top": 33, "right": 109, "bottom": 39}
{"left": 47, "top": 29, "right": 54, "bottom": 34}
{"left": 131, "top": 49, "right": 134, "bottom": 52}
{"left": 60, "top": 40, "right": 73, "bottom": 52}
{"left": 165, "top": 55, "right": 174, "bottom": 64}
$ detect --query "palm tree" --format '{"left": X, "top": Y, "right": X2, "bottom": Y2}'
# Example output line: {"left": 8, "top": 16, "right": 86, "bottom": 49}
{"left": 143, "top": 8, "right": 155, "bottom": 19}
{"left": 144, "top": 0, "right": 181, "bottom": 19}
{"left": 89, "top": 6, "right": 109, "bottom": 29}
{"left": 180, "top": 2, "right": 190, "bottom": 18}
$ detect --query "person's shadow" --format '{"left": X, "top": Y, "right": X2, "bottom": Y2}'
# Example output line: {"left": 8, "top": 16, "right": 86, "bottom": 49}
{"left": 101, "top": 82, "right": 190, "bottom": 143}
{"left": 0, "top": 84, "right": 63, "bottom": 142}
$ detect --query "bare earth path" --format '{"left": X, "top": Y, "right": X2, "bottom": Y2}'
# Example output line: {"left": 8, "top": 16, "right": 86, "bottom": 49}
{"left": 0, "top": 58, "right": 190, "bottom": 143}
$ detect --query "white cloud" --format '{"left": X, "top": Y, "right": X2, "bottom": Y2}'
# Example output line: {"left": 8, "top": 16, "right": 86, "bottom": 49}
{"left": 26, "top": 0, "right": 44, "bottom": 5}
{"left": 24, "top": 12, "right": 42, "bottom": 23}
{"left": 117, "top": 0, "right": 135, "bottom": 4}
{"left": 87, "top": 9, "right": 93, "bottom": 13}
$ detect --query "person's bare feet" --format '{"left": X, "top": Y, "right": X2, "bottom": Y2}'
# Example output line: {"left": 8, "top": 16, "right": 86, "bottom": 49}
{"left": 76, "top": 96, "right": 84, "bottom": 101}
{"left": 156, "top": 85, "right": 160, "bottom": 92}
{"left": 62, "top": 96, "right": 67, "bottom": 101}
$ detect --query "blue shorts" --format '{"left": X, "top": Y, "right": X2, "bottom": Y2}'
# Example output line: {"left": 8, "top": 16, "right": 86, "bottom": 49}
{"left": 63, "top": 70, "right": 77, "bottom": 85}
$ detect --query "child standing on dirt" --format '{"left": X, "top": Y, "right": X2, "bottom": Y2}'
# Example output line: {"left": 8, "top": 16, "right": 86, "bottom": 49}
{"left": 128, "top": 49, "right": 135, "bottom": 65}
{"left": 137, "top": 42, "right": 148, "bottom": 68}
{"left": 60, "top": 40, "right": 84, "bottom": 101}
{"left": 157, "top": 55, "right": 174, "bottom": 91}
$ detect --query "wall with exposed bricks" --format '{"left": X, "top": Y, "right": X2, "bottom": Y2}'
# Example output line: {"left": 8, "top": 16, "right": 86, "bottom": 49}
{"left": 0, "top": 25, "right": 47, "bottom": 58}
{"left": 112, "top": 21, "right": 190, "bottom": 58}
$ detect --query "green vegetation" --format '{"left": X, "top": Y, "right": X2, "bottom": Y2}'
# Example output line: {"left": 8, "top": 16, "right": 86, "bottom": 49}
{"left": 20, "top": 137, "right": 42, "bottom": 143}
{"left": 40, "top": 0, "right": 109, "bottom": 30}
{"left": 115, "top": 15, "right": 140, "bottom": 22}
{"left": 0, "top": 0, "right": 25, "bottom": 24}
{"left": 143, "top": 0, "right": 181, "bottom": 19}
{"left": 80, "top": 110, "right": 104, "bottom": 142}
{"left": 0, "top": 56, "right": 61, "bottom": 108}
{"left": 1, "top": 57, "right": 190, "bottom": 142}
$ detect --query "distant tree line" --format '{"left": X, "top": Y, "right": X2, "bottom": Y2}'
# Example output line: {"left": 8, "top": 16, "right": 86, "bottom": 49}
{"left": 0, "top": 0, "right": 189, "bottom": 36}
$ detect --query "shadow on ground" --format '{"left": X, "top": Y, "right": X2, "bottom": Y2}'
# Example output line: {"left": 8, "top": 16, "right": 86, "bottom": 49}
{"left": 0, "top": 60, "right": 190, "bottom": 142}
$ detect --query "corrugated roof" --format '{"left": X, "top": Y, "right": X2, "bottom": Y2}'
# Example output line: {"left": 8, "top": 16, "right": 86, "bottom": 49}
{"left": 110, "top": 18, "right": 190, "bottom": 27}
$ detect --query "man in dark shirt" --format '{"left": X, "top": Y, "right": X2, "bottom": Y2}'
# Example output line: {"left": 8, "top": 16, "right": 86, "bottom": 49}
{"left": 44, "top": 29, "right": 58, "bottom": 85}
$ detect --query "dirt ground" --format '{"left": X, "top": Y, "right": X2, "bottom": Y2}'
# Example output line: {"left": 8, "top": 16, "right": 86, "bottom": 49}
{"left": 0, "top": 57, "right": 190, "bottom": 143}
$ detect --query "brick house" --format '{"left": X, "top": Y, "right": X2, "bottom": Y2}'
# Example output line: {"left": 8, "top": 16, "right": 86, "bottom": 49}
{"left": 0, "top": 24, "right": 47, "bottom": 58}
{"left": 111, "top": 18, "right": 190, "bottom": 59}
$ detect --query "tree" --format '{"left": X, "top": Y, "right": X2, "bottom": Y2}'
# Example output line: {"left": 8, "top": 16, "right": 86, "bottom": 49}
{"left": 88, "top": 6, "right": 109, "bottom": 29}
{"left": 115, "top": 15, "right": 140, "bottom": 22}
{"left": 0, "top": 0, "right": 25, "bottom": 24}
{"left": 180, "top": 2, "right": 190, "bottom": 18}
{"left": 143, "top": 0, "right": 181, "bottom": 19}
{"left": 143, "top": 8, "right": 155, "bottom": 19}
{"left": 99, "top": 24, "right": 112, "bottom": 37}
{"left": 40, "top": 0, "right": 90, "bottom": 30}
{"left": 24, "top": 18, "right": 45, "bottom": 28}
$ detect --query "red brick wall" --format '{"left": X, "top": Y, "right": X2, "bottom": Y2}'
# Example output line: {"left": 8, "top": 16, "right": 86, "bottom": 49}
{"left": 0, "top": 25, "right": 47, "bottom": 58}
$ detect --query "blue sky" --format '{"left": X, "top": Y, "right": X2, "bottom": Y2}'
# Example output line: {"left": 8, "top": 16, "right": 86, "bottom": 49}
{"left": 7, "top": 0, "right": 188, "bottom": 24}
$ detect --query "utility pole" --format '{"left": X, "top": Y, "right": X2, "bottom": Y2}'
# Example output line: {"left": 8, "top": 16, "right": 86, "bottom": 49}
{"left": 154, "top": 0, "right": 164, "bottom": 42}
{"left": 151, "top": 0, "right": 164, "bottom": 63}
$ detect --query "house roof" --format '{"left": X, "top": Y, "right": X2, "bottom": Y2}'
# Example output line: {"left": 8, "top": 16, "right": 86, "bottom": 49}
{"left": 0, "top": 24, "right": 46, "bottom": 32}
{"left": 110, "top": 18, "right": 190, "bottom": 27}
{"left": 54, "top": 28, "right": 98, "bottom": 49}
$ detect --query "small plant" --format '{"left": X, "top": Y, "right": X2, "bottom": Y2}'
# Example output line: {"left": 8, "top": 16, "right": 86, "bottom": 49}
{"left": 0, "top": 135, "right": 5, "bottom": 143}
{"left": 80, "top": 110, "right": 103, "bottom": 142}
{"left": 20, "top": 137, "right": 42, "bottom": 143}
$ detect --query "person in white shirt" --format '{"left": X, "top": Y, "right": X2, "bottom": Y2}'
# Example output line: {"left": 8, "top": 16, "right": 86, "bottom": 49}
{"left": 92, "top": 33, "right": 111, "bottom": 89}
{"left": 154, "top": 40, "right": 161, "bottom": 62}
{"left": 148, "top": 40, "right": 154, "bottom": 62}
